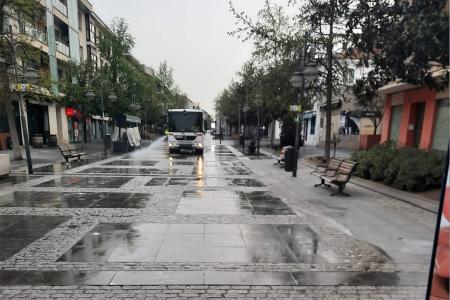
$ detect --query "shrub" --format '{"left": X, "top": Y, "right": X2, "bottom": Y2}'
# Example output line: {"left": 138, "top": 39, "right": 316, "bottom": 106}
{"left": 391, "top": 148, "right": 444, "bottom": 191}
{"left": 352, "top": 141, "right": 397, "bottom": 181}
{"left": 352, "top": 142, "right": 445, "bottom": 191}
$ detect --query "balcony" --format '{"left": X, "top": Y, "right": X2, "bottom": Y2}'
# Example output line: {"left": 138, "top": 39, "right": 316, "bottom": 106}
{"left": 20, "top": 23, "right": 47, "bottom": 44}
{"left": 56, "top": 40, "right": 70, "bottom": 57}
{"left": 52, "top": 0, "right": 67, "bottom": 16}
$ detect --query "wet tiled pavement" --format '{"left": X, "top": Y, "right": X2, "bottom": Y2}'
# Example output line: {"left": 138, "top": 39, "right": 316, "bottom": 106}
{"left": 176, "top": 191, "right": 294, "bottom": 215}
{"left": 0, "top": 192, "right": 150, "bottom": 208}
{"left": 0, "top": 175, "right": 42, "bottom": 188}
{"left": 58, "top": 223, "right": 317, "bottom": 263}
{"left": 0, "top": 269, "right": 427, "bottom": 286}
{"left": 0, "top": 215, "right": 68, "bottom": 261}
{"left": 36, "top": 176, "right": 132, "bottom": 188}
{"left": 0, "top": 137, "right": 432, "bottom": 298}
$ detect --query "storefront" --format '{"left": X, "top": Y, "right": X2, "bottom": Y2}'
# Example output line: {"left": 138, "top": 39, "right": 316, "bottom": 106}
{"left": 90, "top": 115, "right": 112, "bottom": 140}
{"left": 65, "top": 107, "right": 84, "bottom": 143}
{"left": 27, "top": 102, "right": 50, "bottom": 144}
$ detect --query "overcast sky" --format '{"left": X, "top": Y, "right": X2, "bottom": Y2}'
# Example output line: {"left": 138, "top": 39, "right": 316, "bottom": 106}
{"left": 89, "top": 0, "right": 271, "bottom": 116}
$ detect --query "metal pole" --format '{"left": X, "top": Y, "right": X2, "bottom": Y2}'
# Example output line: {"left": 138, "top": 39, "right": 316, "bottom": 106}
{"left": 101, "top": 95, "right": 105, "bottom": 137}
{"left": 242, "top": 111, "right": 246, "bottom": 154}
{"left": 292, "top": 34, "right": 308, "bottom": 177}
{"left": 10, "top": 28, "right": 33, "bottom": 174}
{"left": 256, "top": 107, "right": 260, "bottom": 157}
{"left": 238, "top": 99, "right": 241, "bottom": 140}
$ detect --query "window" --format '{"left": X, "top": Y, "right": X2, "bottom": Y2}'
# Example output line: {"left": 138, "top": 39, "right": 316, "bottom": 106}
{"left": 90, "top": 52, "right": 97, "bottom": 66}
{"left": 389, "top": 106, "right": 403, "bottom": 142}
{"left": 79, "top": 46, "right": 83, "bottom": 62}
{"left": 89, "top": 22, "right": 96, "bottom": 44}
{"left": 310, "top": 116, "right": 316, "bottom": 135}
{"left": 432, "top": 99, "right": 449, "bottom": 151}
{"left": 78, "top": 13, "right": 82, "bottom": 30}
{"left": 343, "top": 68, "right": 355, "bottom": 85}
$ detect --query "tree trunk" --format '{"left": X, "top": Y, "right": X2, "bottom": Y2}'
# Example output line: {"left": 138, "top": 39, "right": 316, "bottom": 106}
{"left": 270, "top": 120, "right": 275, "bottom": 149}
{"left": 324, "top": 3, "right": 335, "bottom": 160}
{"left": 372, "top": 119, "right": 377, "bottom": 136}
{"left": 0, "top": 65, "right": 22, "bottom": 160}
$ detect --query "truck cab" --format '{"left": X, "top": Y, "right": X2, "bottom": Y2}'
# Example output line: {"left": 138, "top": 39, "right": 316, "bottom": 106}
{"left": 167, "top": 109, "right": 204, "bottom": 155}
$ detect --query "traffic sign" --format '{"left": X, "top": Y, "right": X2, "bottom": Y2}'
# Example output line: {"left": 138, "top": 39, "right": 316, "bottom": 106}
{"left": 16, "top": 84, "right": 30, "bottom": 92}
{"left": 289, "top": 105, "right": 302, "bottom": 112}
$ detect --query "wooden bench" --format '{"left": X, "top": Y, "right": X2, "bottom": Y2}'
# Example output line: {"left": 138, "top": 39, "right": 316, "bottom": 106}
{"left": 312, "top": 159, "right": 358, "bottom": 196}
{"left": 58, "top": 144, "right": 86, "bottom": 162}
{"left": 274, "top": 146, "right": 288, "bottom": 167}
{"left": 311, "top": 158, "right": 343, "bottom": 187}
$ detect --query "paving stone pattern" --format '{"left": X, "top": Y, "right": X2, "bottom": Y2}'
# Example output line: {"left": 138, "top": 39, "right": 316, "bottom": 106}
{"left": 0, "top": 139, "right": 431, "bottom": 298}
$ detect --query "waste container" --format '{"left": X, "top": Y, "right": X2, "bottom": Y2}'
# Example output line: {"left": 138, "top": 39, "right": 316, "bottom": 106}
{"left": 31, "top": 134, "right": 43, "bottom": 148}
{"left": 284, "top": 146, "right": 295, "bottom": 172}
{"left": 104, "top": 134, "right": 112, "bottom": 152}
{"left": 48, "top": 134, "right": 58, "bottom": 147}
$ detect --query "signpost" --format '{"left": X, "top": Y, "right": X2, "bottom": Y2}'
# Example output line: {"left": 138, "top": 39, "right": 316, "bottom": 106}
{"left": 289, "top": 105, "right": 302, "bottom": 113}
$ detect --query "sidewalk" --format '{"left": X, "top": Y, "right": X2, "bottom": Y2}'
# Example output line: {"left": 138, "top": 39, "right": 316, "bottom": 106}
{"left": 0, "top": 139, "right": 153, "bottom": 171}
{"left": 256, "top": 143, "right": 440, "bottom": 213}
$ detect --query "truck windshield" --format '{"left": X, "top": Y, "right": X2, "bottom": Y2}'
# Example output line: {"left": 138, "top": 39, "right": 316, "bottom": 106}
{"left": 168, "top": 112, "right": 203, "bottom": 132}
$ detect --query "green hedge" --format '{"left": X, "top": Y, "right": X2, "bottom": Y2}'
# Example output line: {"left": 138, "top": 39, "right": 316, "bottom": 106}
{"left": 351, "top": 142, "right": 445, "bottom": 191}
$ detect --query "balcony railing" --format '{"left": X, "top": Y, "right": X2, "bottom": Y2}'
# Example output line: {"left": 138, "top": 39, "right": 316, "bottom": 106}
{"left": 52, "top": 0, "right": 67, "bottom": 16}
{"left": 56, "top": 40, "right": 70, "bottom": 57}
{"left": 19, "top": 23, "right": 47, "bottom": 44}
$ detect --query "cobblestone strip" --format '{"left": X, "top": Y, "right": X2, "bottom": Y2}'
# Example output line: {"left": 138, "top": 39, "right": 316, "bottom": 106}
{"left": 0, "top": 285, "right": 426, "bottom": 299}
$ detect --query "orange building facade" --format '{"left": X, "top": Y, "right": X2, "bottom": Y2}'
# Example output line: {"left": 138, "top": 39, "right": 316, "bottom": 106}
{"left": 380, "top": 85, "right": 449, "bottom": 152}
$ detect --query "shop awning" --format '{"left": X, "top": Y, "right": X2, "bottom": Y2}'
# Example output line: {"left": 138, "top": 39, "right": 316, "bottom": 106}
{"left": 92, "top": 115, "right": 112, "bottom": 121}
{"left": 124, "top": 114, "right": 141, "bottom": 124}
{"left": 302, "top": 111, "right": 317, "bottom": 119}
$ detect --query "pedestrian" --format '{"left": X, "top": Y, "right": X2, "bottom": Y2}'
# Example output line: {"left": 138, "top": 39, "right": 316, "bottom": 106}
{"left": 219, "top": 132, "right": 223, "bottom": 144}
{"left": 164, "top": 128, "right": 169, "bottom": 143}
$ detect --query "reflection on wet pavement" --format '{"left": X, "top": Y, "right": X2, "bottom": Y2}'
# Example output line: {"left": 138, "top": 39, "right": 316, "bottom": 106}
{"left": 58, "top": 223, "right": 320, "bottom": 263}
{"left": 230, "top": 178, "right": 266, "bottom": 187}
{"left": 32, "top": 159, "right": 103, "bottom": 174}
{"left": 0, "top": 269, "right": 427, "bottom": 286}
{"left": 76, "top": 167, "right": 177, "bottom": 175}
{"left": 0, "top": 175, "right": 42, "bottom": 188}
{"left": 176, "top": 190, "right": 294, "bottom": 215}
{"left": 102, "top": 160, "right": 158, "bottom": 166}
{"left": 170, "top": 161, "right": 196, "bottom": 166}
{"left": 0, "top": 192, "right": 151, "bottom": 208}
{"left": 0, "top": 215, "right": 68, "bottom": 261}
{"left": 36, "top": 176, "right": 132, "bottom": 188}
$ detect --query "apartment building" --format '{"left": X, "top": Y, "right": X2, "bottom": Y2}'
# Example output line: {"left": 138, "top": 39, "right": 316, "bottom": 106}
{"left": 1, "top": 0, "right": 112, "bottom": 147}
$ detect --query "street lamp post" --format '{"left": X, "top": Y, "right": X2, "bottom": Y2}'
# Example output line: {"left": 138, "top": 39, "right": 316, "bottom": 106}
{"left": 254, "top": 94, "right": 263, "bottom": 157}
{"left": 289, "top": 35, "right": 320, "bottom": 177}
{"left": 241, "top": 104, "right": 249, "bottom": 154}
{"left": 1, "top": 25, "right": 39, "bottom": 174}
{"left": 86, "top": 90, "right": 117, "bottom": 138}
